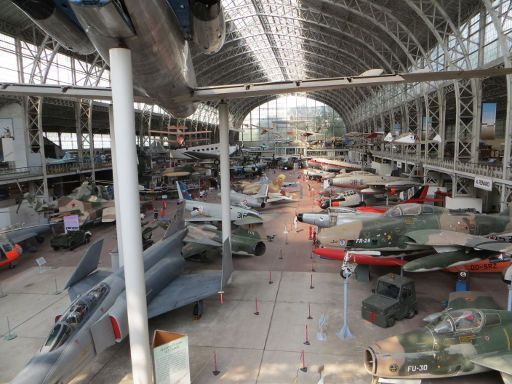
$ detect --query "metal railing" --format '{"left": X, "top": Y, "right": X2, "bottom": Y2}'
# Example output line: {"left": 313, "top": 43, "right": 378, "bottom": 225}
{"left": 368, "top": 149, "right": 505, "bottom": 179}
{"left": 0, "top": 161, "right": 113, "bottom": 181}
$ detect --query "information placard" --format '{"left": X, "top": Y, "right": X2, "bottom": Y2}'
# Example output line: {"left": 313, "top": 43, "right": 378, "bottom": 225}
{"left": 153, "top": 330, "right": 190, "bottom": 384}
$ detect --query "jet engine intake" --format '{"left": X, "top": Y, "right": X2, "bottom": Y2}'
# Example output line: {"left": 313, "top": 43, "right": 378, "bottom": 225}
{"left": 253, "top": 241, "right": 266, "bottom": 256}
{"left": 10, "top": 0, "right": 95, "bottom": 55}
{"left": 190, "top": 0, "right": 225, "bottom": 54}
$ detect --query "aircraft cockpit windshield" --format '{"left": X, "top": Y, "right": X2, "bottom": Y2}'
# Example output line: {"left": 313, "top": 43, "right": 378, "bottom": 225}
{"left": 450, "top": 309, "right": 483, "bottom": 331}
{"left": 40, "top": 283, "right": 109, "bottom": 353}
{"left": 386, "top": 204, "right": 422, "bottom": 217}
{"left": 431, "top": 310, "right": 483, "bottom": 334}
{"left": 41, "top": 323, "right": 72, "bottom": 353}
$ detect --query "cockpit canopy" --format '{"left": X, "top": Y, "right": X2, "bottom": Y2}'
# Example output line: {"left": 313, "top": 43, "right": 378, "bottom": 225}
{"left": 431, "top": 309, "right": 484, "bottom": 334}
{"left": 41, "top": 283, "right": 109, "bottom": 353}
{"left": 385, "top": 203, "right": 434, "bottom": 217}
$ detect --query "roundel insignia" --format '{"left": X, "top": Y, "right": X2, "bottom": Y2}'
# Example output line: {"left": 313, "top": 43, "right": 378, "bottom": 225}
{"left": 339, "top": 239, "right": 346, "bottom": 247}
{"left": 389, "top": 363, "right": 399, "bottom": 373}
{"left": 485, "top": 335, "right": 490, "bottom": 341}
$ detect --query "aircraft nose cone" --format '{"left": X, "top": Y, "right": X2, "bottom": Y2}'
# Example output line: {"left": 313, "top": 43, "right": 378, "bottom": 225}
{"left": 11, "top": 352, "right": 62, "bottom": 384}
{"left": 297, "top": 213, "right": 303, "bottom": 222}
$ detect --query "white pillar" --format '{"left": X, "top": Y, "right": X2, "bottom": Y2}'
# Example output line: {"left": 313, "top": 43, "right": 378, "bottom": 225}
{"left": 219, "top": 102, "right": 231, "bottom": 243}
{"left": 109, "top": 48, "right": 152, "bottom": 384}
{"left": 108, "top": 105, "right": 123, "bottom": 268}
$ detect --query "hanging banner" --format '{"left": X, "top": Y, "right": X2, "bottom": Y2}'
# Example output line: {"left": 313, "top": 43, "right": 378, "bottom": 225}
{"left": 474, "top": 176, "right": 493, "bottom": 192}
{"left": 481, "top": 102, "right": 497, "bottom": 140}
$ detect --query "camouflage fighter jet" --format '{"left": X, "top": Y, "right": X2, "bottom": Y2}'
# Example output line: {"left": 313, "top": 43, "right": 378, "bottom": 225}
{"left": 182, "top": 223, "right": 266, "bottom": 259}
{"left": 365, "top": 291, "right": 512, "bottom": 384}
{"left": 46, "top": 182, "right": 116, "bottom": 225}
{"left": 317, "top": 203, "right": 512, "bottom": 272}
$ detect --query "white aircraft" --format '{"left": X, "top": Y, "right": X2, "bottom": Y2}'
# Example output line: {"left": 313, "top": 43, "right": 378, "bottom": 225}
{"left": 266, "top": 192, "right": 296, "bottom": 204}
{"left": 226, "top": 184, "right": 269, "bottom": 209}
{"left": 297, "top": 207, "right": 383, "bottom": 228}
{"left": 303, "top": 168, "right": 337, "bottom": 181}
{"left": 170, "top": 143, "right": 238, "bottom": 160}
{"left": 307, "top": 158, "right": 361, "bottom": 172}
{"left": 176, "top": 181, "right": 263, "bottom": 225}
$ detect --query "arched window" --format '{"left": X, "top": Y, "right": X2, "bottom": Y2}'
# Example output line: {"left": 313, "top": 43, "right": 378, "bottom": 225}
{"left": 241, "top": 95, "right": 344, "bottom": 143}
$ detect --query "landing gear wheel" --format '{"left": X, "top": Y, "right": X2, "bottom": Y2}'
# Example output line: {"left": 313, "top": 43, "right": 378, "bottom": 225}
{"left": 52, "top": 246, "right": 60, "bottom": 251}
{"left": 406, "top": 308, "right": 417, "bottom": 319}
{"left": 193, "top": 300, "right": 204, "bottom": 320}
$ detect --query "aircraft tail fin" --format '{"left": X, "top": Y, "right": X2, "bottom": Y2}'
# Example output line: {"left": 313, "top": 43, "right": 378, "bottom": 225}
{"left": 64, "top": 239, "right": 104, "bottom": 289}
{"left": 221, "top": 238, "right": 234, "bottom": 289}
{"left": 256, "top": 183, "right": 269, "bottom": 198}
{"left": 176, "top": 181, "right": 192, "bottom": 201}
{"left": 163, "top": 205, "right": 185, "bottom": 239}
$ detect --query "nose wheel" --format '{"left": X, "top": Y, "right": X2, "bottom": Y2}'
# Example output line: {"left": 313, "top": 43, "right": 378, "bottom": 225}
{"left": 193, "top": 300, "right": 204, "bottom": 320}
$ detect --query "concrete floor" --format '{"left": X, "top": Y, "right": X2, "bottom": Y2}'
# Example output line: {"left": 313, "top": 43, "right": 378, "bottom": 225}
{"left": 0, "top": 168, "right": 506, "bottom": 383}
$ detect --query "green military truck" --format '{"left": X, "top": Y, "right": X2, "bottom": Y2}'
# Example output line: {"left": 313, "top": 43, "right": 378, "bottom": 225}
{"left": 51, "top": 230, "right": 92, "bottom": 251}
{"left": 361, "top": 273, "right": 417, "bottom": 328}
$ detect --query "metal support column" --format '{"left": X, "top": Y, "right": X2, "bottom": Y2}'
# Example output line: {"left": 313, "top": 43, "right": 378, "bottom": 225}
{"left": 109, "top": 105, "right": 123, "bottom": 268}
{"left": 218, "top": 102, "right": 231, "bottom": 245}
{"left": 26, "top": 96, "right": 48, "bottom": 198}
{"left": 109, "top": 48, "right": 152, "bottom": 384}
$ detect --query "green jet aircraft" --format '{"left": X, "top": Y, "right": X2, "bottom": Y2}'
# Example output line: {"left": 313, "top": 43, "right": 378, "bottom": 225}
{"left": 365, "top": 291, "right": 512, "bottom": 384}
{"left": 317, "top": 203, "right": 512, "bottom": 272}
{"left": 182, "top": 223, "right": 266, "bottom": 259}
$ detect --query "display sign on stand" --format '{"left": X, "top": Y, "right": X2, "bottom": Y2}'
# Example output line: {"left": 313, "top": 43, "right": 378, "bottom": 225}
{"left": 63, "top": 215, "right": 80, "bottom": 233}
{"left": 152, "top": 330, "right": 191, "bottom": 384}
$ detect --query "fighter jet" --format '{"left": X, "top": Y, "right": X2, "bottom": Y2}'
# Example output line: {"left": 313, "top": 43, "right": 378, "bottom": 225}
{"left": 307, "top": 158, "right": 362, "bottom": 172}
{"left": 303, "top": 169, "right": 337, "bottom": 181}
{"left": 11, "top": 207, "right": 233, "bottom": 384}
{"left": 54, "top": 181, "right": 116, "bottom": 225}
{"left": 366, "top": 291, "right": 512, "bottom": 384}
{"left": 317, "top": 203, "right": 512, "bottom": 272}
{"left": 226, "top": 184, "right": 269, "bottom": 209}
{"left": 176, "top": 181, "right": 263, "bottom": 225}
{"left": 318, "top": 189, "right": 362, "bottom": 209}
{"left": 182, "top": 223, "right": 266, "bottom": 259}
{"left": 297, "top": 206, "right": 384, "bottom": 228}
{"left": 330, "top": 172, "right": 421, "bottom": 196}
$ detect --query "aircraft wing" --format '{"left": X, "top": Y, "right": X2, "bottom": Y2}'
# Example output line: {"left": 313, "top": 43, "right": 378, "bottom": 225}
{"left": 185, "top": 216, "right": 263, "bottom": 225}
{"left": 181, "top": 151, "right": 220, "bottom": 160}
{"left": 183, "top": 225, "right": 221, "bottom": 246}
{"left": 446, "top": 291, "right": 501, "bottom": 310}
{"left": 362, "top": 180, "right": 419, "bottom": 189}
{"left": 147, "top": 271, "right": 222, "bottom": 319}
{"left": 8, "top": 230, "right": 41, "bottom": 244}
{"left": 267, "top": 196, "right": 296, "bottom": 204}
{"left": 6, "top": 224, "right": 52, "bottom": 244}
{"left": 406, "top": 229, "right": 512, "bottom": 254}
{"left": 471, "top": 351, "right": 512, "bottom": 383}
{"left": 234, "top": 216, "right": 264, "bottom": 225}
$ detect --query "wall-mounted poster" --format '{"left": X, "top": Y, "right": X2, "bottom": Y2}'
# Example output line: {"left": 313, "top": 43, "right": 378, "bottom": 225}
{"left": 481, "top": 102, "right": 497, "bottom": 140}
